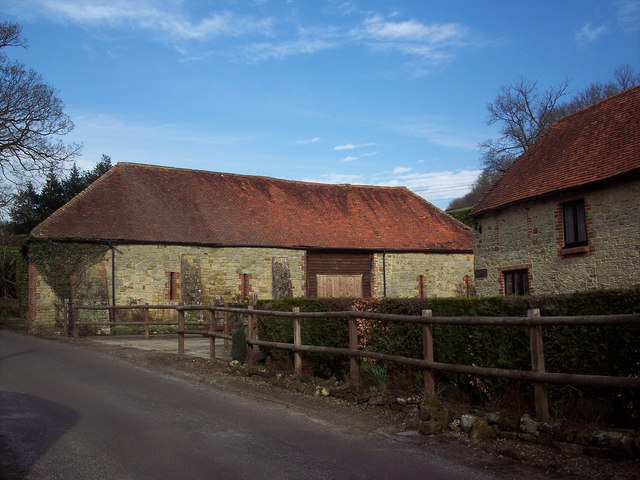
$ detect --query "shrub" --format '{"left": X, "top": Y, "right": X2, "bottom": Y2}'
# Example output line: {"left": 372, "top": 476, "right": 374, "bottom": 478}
{"left": 256, "top": 286, "right": 640, "bottom": 426}
{"left": 257, "top": 297, "right": 352, "bottom": 378}
{"left": 231, "top": 325, "right": 248, "bottom": 363}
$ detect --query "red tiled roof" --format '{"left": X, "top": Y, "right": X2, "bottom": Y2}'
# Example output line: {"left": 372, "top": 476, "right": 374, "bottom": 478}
{"left": 471, "top": 85, "right": 640, "bottom": 216}
{"left": 31, "top": 163, "right": 472, "bottom": 252}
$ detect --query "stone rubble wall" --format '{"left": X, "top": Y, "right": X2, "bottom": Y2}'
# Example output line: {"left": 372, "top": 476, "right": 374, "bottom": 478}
{"left": 372, "top": 252, "right": 474, "bottom": 298}
{"left": 473, "top": 177, "right": 640, "bottom": 296}
{"left": 30, "top": 245, "right": 474, "bottom": 332}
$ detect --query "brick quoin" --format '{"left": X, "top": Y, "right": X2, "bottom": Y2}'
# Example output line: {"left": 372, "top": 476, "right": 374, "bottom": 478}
{"left": 165, "top": 271, "right": 180, "bottom": 301}
{"left": 239, "top": 273, "right": 253, "bottom": 300}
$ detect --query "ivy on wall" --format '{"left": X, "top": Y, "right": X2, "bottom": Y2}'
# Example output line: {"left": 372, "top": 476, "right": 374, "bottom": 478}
{"left": 29, "top": 241, "right": 109, "bottom": 301}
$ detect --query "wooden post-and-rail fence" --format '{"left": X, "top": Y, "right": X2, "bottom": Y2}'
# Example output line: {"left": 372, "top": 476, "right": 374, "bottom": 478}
{"left": 70, "top": 302, "right": 640, "bottom": 422}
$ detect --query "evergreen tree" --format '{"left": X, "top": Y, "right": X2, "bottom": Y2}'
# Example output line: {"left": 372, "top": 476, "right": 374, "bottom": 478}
{"left": 7, "top": 156, "right": 112, "bottom": 234}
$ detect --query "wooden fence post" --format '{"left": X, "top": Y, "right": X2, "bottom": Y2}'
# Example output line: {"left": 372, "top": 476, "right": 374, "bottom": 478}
{"left": 247, "top": 304, "right": 256, "bottom": 367}
{"left": 223, "top": 310, "right": 230, "bottom": 348}
{"left": 178, "top": 308, "right": 185, "bottom": 355}
{"left": 144, "top": 304, "right": 150, "bottom": 339}
{"left": 63, "top": 298, "right": 70, "bottom": 336}
{"left": 528, "top": 308, "right": 549, "bottom": 422}
{"left": 72, "top": 303, "right": 79, "bottom": 339}
{"left": 422, "top": 309, "right": 435, "bottom": 398}
{"left": 293, "top": 307, "right": 302, "bottom": 376}
{"left": 349, "top": 306, "right": 360, "bottom": 386}
{"left": 208, "top": 309, "right": 216, "bottom": 362}
{"left": 249, "top": 293, "right": 258, "bottom": 340}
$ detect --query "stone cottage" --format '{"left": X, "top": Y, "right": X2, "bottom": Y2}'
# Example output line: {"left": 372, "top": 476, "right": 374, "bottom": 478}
{"left": 471, "top": 85, "right": 640, "bottom": 296}
{"left": 28, "top": 163, "right": 472, "bottom": 331}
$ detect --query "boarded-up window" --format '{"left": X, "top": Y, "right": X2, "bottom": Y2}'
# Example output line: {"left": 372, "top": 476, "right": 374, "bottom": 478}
{"left": 180, "top": 254, "right": 202, "bottom": 305}
{"left": 272, "top": 257, "right": 293, "bottom": 298}
{"left": 317, "top": 274, "right": 363, "bottom": 298}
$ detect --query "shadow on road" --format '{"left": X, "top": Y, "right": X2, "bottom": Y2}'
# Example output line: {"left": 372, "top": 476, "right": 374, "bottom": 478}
{"left": 0, "top": 391, "right": 80, "bottom": 479}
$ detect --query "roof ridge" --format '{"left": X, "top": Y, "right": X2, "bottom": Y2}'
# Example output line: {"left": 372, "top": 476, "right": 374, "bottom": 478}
{"left": 114, "top": 162, "right": 408, "bottom": 191}
{"left": 553, "top": 84, "right": 640, "bottom": 127}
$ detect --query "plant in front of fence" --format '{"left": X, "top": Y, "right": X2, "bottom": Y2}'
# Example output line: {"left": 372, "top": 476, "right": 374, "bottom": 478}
{"left": 362, "top": 360, "right": 388, "bottom": 392}
{"left": 231, "top": 324, "right": 248, "bottom": 363}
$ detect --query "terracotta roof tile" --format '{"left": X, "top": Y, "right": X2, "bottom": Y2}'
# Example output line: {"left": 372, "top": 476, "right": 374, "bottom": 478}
{"left": 472, "top": 85, "right": 640, "bottom": 216}
{"left": 31, "top": 163, "right": 472, "bottom": 252}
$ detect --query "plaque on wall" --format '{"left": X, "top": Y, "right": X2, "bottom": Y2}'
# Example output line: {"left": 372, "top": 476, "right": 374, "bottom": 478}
{"left": 474, "top": 269, "right": 487, "bottom": 279}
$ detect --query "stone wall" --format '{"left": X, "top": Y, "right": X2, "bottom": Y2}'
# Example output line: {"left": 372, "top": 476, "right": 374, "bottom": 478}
{"left": 29, "top": 245, "right": 307, "bottom": 330}
{"left": 372, "top": 252, "right": 474, "bottom": 298}
{"left": 29, "top": 244, "right": 475, "bottom": 331}
{"left": 473, "top": 177, "right": 640, "bottom": 296}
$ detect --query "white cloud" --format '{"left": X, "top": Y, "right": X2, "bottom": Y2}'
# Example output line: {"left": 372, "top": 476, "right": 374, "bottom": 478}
{"left": 388, "top": 168, "right": 482, "bottom": 205}
{"left": 391, "top": 115, "right": 484, "bottom": 150}
{"left": 242, "top": 38, "right": 337, "bottom": 62}
{"left": 338, "top": 149, "right": 377, "bottom": 162}
{"left": 296, "top": 137, "right": 320, "bottom": 145}
{"left": 393, "top": 167, "right": 412, "bottom": 174}
{"left": 334, "top": 142, "right": 374, "bottom": 150}
{"left": 15, "top": 2, "right": 483, "bottom": 69}
{"left": 576, "top": 23, "right": 607, "bottom": 43}
{"left": 361, "top": 15, "right": 466, "bottom": 44}
{"left": 20, "top": 0, "right": 274, "bottom": 40}
{"left": 334, "top": 143, "right": 355, "bottom": 150}
{"left": 617, "top": 0, "right": 640, "bottom": 32}
{"left": 302, "top": 168, "right": 481, "bottom": 209}
{"left": 302, "top": 173, "right": 365, "bottom": 185}
{"left": 353, "top": 14, "right": 475, "bottom": 67}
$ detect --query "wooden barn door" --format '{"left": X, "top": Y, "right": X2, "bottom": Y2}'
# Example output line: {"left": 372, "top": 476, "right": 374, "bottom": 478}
{"left": 306, "top": 251, "right": 372, "bottom": 297}
{"left": 316, "top": 274, "right": 363, "bottom": 298}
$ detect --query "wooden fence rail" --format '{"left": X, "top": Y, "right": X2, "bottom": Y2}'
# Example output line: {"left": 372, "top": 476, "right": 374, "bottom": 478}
{"left": 71, "top": 302, "right": 640, "bottom": 422}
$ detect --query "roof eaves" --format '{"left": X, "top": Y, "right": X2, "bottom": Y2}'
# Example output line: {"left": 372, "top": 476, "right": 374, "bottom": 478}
{"left": 470, "top": 168, "right": 640, "bottom": 218}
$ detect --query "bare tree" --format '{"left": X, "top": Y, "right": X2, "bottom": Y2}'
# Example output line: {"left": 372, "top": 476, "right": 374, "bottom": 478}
{"left": 447, "top": 65, "right": 640, "bottom": 210}
{"left": 555, "top": 64, "right": 640, "bottom": 117}
{"left": 447, "top": 169, "right": 498, "bottom": 211}
{"left": 0, "top": 21, "right": 80, "bottom": 185}
{"left": 479, "top": 77, "right": 570, "bottom": 177}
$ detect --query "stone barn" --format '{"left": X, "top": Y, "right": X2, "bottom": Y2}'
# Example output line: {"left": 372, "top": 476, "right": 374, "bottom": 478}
{"left": 28, "top": 162, "right": 473, "bottom": 332}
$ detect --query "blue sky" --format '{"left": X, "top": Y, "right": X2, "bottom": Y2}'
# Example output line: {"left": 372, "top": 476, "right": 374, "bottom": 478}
{"left": 3, "top": 0, "right": 639, "bottom": 209}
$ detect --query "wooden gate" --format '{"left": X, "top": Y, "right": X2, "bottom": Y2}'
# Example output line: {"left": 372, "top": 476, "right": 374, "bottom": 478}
{"left": 316, "top": 274, "right": 363, "bottom": 298}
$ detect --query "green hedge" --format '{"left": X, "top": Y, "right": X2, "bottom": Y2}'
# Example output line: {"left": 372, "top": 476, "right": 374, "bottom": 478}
{"left": 256, "top": 286, "right": 640, "bottom": 427}
{"left": 256, "top": 298, "right": 352, "bottom": 378}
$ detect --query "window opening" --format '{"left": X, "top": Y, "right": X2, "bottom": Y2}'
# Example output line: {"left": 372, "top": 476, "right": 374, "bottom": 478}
{"left": 562, "top": 199, "right": 587, "bottom": 248}
{"left": 504, "top": 269, "right": 529, "bottom": 295}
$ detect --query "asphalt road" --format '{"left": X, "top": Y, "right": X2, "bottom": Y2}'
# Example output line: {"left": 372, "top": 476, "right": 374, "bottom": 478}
{"left": 0, "top": 331, "right": 496, "bottom": 480}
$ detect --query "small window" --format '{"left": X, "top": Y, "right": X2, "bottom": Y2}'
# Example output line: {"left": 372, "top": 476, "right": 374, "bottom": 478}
{"left": 504, "top": 269, "right": 529, "bottom": 295}
{"left": 562, "top": 199, "right": 587, "bottom": 248}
